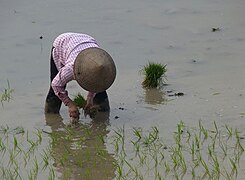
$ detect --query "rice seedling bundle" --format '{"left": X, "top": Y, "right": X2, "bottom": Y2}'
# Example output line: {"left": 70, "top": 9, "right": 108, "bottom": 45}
{"left": 141, "top": 62, "right": 167, "bottom": 88}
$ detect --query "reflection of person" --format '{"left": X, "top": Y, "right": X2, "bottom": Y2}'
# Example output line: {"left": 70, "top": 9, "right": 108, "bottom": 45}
{"left": 45, "top": 32, "right": 116, "bottom": 119}
{"left": 45, "top": 112, "right": 116, "bottom": 179}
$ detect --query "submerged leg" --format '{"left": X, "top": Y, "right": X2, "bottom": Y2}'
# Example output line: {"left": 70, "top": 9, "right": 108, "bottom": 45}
{"left": 93, "top": 91, "right": 110, "bottom": 112}
{"left": 45, "top": 48, "right": 63, "bottom": 113}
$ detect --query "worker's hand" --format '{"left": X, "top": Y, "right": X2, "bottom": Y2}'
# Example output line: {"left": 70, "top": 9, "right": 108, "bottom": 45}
{"left": 84, "top": 96, "right": 93, "bottom": 112}
{"left": 68, "top": 101, "right": 80, "bottom": 118}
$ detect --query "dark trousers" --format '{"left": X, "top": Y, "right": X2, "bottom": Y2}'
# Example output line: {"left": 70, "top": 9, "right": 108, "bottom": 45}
{"left": 45, "top": 47, "right": 109, "bottom": 113}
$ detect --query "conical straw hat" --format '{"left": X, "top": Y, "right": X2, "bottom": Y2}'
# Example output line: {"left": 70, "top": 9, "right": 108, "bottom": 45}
{"left": 74, "top": 47, "right": 116, "bottom": 93}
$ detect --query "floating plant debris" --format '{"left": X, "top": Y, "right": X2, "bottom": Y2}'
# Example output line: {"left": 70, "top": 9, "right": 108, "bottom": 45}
{"left": 174, "top": 92, "right": 184, "bottom": 96}
{"left": 167, "top": 91, "right": 184, "bottom": 97}
{"left": 212, "top": 27, "right": 220, "bottom": 32}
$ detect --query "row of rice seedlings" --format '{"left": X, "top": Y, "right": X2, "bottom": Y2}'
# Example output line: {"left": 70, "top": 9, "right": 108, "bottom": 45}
{"left": 181, "top": 121, "right": 244, "bottom": 179}
{"left": 0, "top": 126, "right": 56, "bottom": 180}
{"left": 110, "top": 121, "right": 245, "bottom": 179}
{"left": 0, "top": 80, "right": 14, "bottom": 107}
{"left": 0, "top": 121, "right": 244, "bottom": 179}
{"left": 48, "top": 124, "right": 115, "bottom": 180}
{"left": 111, "top": 126, "right": 164, "bottom": 179}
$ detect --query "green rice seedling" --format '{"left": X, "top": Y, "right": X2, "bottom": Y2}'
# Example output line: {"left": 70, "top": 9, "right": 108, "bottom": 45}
{"left": 212, "top": 155, "right": 220, "bottom": 178}
{"left": 0, "top": 80, "right": 14, "bottom": 107}
{"left": 143, "top": 126, "right": 159, "bottom": 146}
{"left": 13, "top": 167, "right": 21, "bottom": 180}
{"left": 156, "top": 172, "right": 162, "bottom": 180}
{"left": 27, "top": 139, "right": 38, "bottom": 154}
{"left": 28, "top": 162, "right": 38, "bottom": 180}
{"left": 0, "top": 137, "right": 6, "bottom": 153}
{"left": 224, "top": 167, "right": 232, "bottom": 180}
{"left": 0, "top": 125, "right": 9, "bottom": 135}
{"left": 211, "top": 138, "right": 216, "bottom": 153}
{"left": 164, "top": 162, "right": 170, "bottom": 174}
{"left": 198, "top": 120, "right": 208, "bottom": 140}
{"left": 175, "top": 123, "right": 182, "bottom": 146}
{"left": 133, "top": 127, "right": 142, "bottom": 142}
{"left": 194, "top": 134, "right": 200, "bottom": 152}
{"left": 73, "top": 93, "right": 86, "bottom": 108}
{"left": 174, "top": 171, "right": 179, "bottom": 180}
{"left": 219, "top": 138, "right": 228, "bottom": 157}
{"left": 42, "top": 149, "right": 50, "bottom": 169}
{"left": 48, "top": 167, "right": 55, "bottom": 180}
{"left": 225, "top": 125, "right": 233, "bottom": 138}
{"left": 208, "top": 145, "right": 213, "bottom": 159}
{"left": 93, "top": 158, "right": 97, "bottom": 168}
{"left": 34, "top": 129, "right": 43, "bottom": 144}
{"left": 191, "top": 167, "right": 196, "bottom": 179}
{"left": 98, "top": 134, "right": 105, "bottom": 144}
{"left": 170, "top": 148, "right": 179, "bottom": 169}
{"left": 191, "top": 140, "right": 195, "bottom": 160}
{"left": 138, "top": 152, "right": 147, "bottom": 165}
{"left": 13, "top": 136, "right": 19, "bottom": 150}
{"left": 214, "top": 121, "right": 219, "bottom": 134}
{"left": 22, "top": 151, "right": 30, "bottom": 167}
{"left": 200, "top": 158, "right": 211, "bottom": 178}
{"left": 229, "top": 158, "right": 238, "bottom": 177}
{"left": 125, "top": 159, "right": 139, "bottom": 179}
{"left": 8, "top": 148, "right": 17, "bottom": 166}
{"left": 0, "top": 166, "right": 6, "bottom": 179}
{"left": 235, "top": 128, "right": 244, "bottom": 152}
{"left": 159, "top": 151, "right": 165, "bottom": 164}
{"left": 77, "top": 159, "right": 83, "bottom": 167}
{"left": 180, "top": 153, "right": 187, "bottom": 174}
{"left": 131, "top": 140, "right": 140, "bottom": 156}
{"left": 85, "top": 169, "right": 92, "bottom": 180}
{"left": 173, "top": 146, "right": 186, "bottom": 175}
{"left": 113, "top": 126, "right": 126, "bottom": 156}
{"left": 96, "top": 148, "right": 107, "bottom": 160}
{"left": 33, "top": 156, "right": 39, "bottom": 176}
{"left": 115, "top": 161, "right": 123, "bottom": 179}
{"left": 141, "top": 62, "right": 167, "bottom": 88}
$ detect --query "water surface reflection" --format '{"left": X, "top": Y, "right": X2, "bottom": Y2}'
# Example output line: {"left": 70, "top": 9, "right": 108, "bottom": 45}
{"left": 45, "top": 112, "right": 116, "bottom": 180}
{"left": 144, "top": 88, "right": 167, "bottom": 105}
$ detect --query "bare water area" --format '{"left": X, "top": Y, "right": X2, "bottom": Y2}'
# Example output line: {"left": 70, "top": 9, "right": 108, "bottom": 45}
{"left": 1, "top": 0, "right": 245, "bottom": 179}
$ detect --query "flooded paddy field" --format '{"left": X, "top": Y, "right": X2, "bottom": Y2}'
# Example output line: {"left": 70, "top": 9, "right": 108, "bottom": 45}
{"left": 1, "top": 0, "right": 245, "bottom": 179}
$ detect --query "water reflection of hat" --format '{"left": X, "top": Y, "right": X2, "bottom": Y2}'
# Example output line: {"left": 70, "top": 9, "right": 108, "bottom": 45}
{"left": 74, "top": 47, "right": 116, "bottom": 93}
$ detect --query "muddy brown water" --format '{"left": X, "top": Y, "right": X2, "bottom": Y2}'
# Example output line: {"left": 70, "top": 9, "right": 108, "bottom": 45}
{"left": 1, "top": 0, "right": 245, "bottom": 179}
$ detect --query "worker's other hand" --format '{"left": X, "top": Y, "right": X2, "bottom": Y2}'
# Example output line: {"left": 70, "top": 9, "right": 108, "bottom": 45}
{"left": 68, "top": 102, "right": 80, "bottom": 118}
{"left": 84, "top": 97, "right": 93, "bottom": 111}
{"left": 84, "top": 96, "right": 93, "bottom": 112}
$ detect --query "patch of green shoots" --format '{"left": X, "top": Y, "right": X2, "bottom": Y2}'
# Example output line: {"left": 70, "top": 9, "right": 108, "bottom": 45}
{"left": 110, "top": 121, "right": 245, "bottom": 180}
{"left": 0, "top": 121, "right": 244, "bottom": 180}
{"left": 141, "top": 62, "right": 167, "bottom": 88}
{"left": 73, "top": 93, "right": 86, "bottom": 108}
{"left": 0, "top": 126, "right": 55, "bottom": 179}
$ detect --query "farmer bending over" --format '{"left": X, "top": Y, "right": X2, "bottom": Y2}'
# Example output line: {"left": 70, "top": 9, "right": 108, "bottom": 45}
{"left": 45, "top": 32, "right": 116, "bottom": 119}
